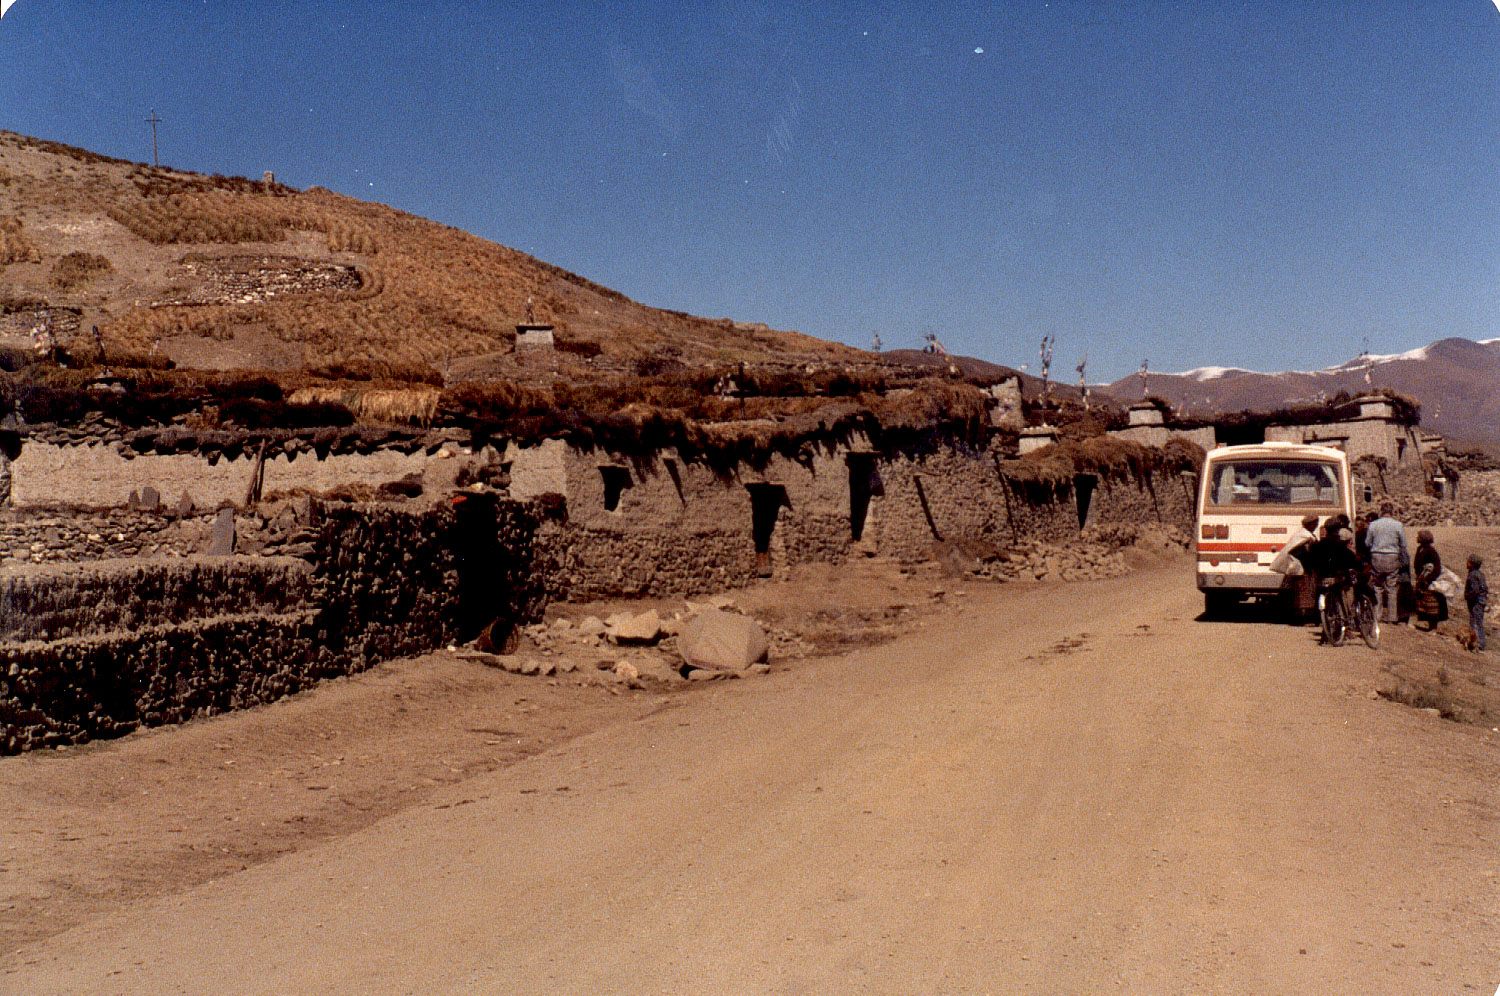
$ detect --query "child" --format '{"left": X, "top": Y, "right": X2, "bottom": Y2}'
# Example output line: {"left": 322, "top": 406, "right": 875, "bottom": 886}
{"left": 1466, "top": 553, "right": 1488, "bottom": 652}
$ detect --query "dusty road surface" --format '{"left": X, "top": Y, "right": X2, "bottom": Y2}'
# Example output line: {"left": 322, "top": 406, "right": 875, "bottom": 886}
{"left": 4, "top": 559, "right": 1499, "bottom": 995}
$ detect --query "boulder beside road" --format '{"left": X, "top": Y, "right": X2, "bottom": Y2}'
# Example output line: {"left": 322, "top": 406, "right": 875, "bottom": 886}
{"left": 678, "top": 610, "right": 769, "bottom": 672}
{"left": 606, "top": 609, "right": 663, "bottom": 645}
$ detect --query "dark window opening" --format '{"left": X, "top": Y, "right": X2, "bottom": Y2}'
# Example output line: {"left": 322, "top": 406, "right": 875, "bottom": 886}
{"left": 746, "top": 482, "right": 789, "bottom": 555}
{"left": 847, "top": 453, "right": 882, "bottom": 540}
{"left": 600, "top": 465, "right": 633, "bottom": 511}
{"left": 452, "top": 491, "right": 502, "bottom": 642}
{"left": 1074, "top": 473, "right": 1098, "bottom": 528}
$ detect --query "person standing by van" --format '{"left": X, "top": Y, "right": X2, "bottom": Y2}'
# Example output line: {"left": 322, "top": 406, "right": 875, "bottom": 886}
{"left": 1365, "top": 503, "right": 1408, "bottom": 625}
{"left": 1412, "top": 530, "right": 1447, "bottom": 629}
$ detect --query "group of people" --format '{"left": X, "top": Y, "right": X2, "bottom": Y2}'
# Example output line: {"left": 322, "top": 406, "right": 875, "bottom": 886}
{"left": 1282, "top": 503, "right": 1488, "bottom": 651}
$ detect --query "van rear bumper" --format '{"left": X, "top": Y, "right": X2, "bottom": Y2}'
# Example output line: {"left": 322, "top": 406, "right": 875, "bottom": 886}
{"left": 1197, "top": 571, "right": 1286, "bottom": 593}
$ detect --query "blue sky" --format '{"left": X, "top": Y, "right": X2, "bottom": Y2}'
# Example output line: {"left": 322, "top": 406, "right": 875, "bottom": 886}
{"left": 1, "top": 1, "right": 1497, "bottom": 380}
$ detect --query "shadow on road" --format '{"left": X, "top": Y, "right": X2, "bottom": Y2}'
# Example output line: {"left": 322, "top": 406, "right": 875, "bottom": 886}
{"left": 1195, "top": 599, "right": 1309, "bottom": 627}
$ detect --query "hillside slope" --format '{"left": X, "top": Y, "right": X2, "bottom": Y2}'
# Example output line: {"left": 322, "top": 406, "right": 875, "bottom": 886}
{"left": 0, "top": 131, "right": 859, "bottom": 379}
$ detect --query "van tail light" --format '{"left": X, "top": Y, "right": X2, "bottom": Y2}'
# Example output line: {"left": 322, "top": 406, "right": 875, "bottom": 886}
{"left": 1201, "top": 525, "right": 1214, "bottom": 539}
{"left": 1215, "top": 524, "right": 1229, "bottom": 539}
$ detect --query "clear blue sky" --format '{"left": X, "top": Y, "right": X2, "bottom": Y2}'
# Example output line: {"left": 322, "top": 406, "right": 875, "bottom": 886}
{"left": 2, "top": 1, "right": 1498, "bottom": 380}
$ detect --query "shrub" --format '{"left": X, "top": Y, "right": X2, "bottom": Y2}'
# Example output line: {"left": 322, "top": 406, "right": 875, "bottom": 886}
{"left": 50, "top": 252, "right": 114, "bottom": 290}
{"left": 555, "top": 336, "right": 603, "bottom": 358}
{"left": 0, "top": 346, "right": 35, "bottom": 373}
{"left": 0, "top": 216, "right": 39, "bottom": 265}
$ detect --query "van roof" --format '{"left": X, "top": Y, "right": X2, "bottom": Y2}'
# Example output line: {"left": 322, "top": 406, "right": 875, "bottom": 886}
{"left": 1207, "top": 442, "right": 1347, "bottom": 460}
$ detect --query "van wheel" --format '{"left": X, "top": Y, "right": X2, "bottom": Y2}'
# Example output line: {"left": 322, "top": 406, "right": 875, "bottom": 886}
{"left": 1203, "top": 590, "right": 1236, "bottom": 618}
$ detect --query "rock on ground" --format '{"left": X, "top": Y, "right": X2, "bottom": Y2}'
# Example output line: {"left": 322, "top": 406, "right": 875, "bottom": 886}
{"left": 678, "top": 610, "right": 769, "bottom": 672}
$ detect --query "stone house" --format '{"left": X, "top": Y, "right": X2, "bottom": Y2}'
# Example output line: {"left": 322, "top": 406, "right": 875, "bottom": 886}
{"left": 1262, "top": 394, "right": 1430, "bottom": 497}
{"left": 499, "top": 431, "right": 1194, "bottom": 598}
{"left": 1107, "top": 401, "right": 1217, "bottom": 451}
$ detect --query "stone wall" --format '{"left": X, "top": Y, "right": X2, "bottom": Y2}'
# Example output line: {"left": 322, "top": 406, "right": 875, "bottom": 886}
{"left": 1358, "top": 471, "right": 1500, "bottom": 528}
{"left": 165, "top": 254, "right": 360, "bottom": 305}
{"left": 0, "top": 499, "right": 322, "bottom": 566}
{"left": 0, "top": 501, "right": 540, "bottom": 753}
{"left": 310, "top": 503, "right": 464, "bottom": 667}
{"left": 0, "top": 306, "right": 81, "bottom": 339}
{"left": 0, "top": 557, "right": 313, "bottom": 642}
{"left": 2, "top": 611, "right": 318, "bottom": 752}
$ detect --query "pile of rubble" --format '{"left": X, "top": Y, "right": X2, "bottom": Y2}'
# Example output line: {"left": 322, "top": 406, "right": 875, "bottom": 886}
{"left": 935, "top": 523, "right": 1189, "bottom": 585}
{"left": 454, "top": 598, "right": 812, "bottom": 688}
{"left": 979, "top": 540, "right": 1130, "bottom": 583}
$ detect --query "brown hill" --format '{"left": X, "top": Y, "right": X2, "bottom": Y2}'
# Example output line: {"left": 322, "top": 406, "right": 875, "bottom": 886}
{"left": 1105, "top": 337, "right": 1500, "bottom": 454}
{"left": 0, "top": 131, "right": 860, "bottom": 381}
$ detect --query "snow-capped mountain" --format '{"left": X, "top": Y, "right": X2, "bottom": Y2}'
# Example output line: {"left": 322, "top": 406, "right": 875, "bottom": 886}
{"left": 1104, "top": 337, "right": 1500, "bottom": 452}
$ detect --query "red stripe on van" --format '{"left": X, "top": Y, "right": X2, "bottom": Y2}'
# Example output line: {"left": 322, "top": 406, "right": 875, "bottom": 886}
{"left": 1196, "top": 542, "right": 1283, "bottom": 553}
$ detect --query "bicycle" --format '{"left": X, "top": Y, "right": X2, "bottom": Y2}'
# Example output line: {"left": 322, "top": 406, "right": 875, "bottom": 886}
{"left": 1319, "top": 574, "right": 1380, "bottom": 648}
{"left": 1351, "top": 582, "right": 1380, "bottom": 648}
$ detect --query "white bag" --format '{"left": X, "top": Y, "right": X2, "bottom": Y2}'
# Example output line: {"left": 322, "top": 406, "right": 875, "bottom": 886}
{"left": 1270, "top": 537, "right": 1307, "bottom": 576}
{"left": 1431, "top": 567, "right": 1462, "bottom": 600}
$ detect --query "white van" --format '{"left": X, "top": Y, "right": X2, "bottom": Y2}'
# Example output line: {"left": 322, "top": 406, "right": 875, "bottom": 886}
{"left": 1196, "top": 442, "right": 1354, "bottom": 614}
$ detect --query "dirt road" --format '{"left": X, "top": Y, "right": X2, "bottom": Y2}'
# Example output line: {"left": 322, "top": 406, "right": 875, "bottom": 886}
{"left": 4, "top": 561, "right": 1499, "bottom": 994}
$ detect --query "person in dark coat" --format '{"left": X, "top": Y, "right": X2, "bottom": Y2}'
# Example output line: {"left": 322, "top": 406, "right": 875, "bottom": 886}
{"left": 1354, "top": 513, "right": 1372, "bottom": 562}
{"left": 1412, "top": 530, "right": 1447, "bottom": 629}
{"left": 1306, "top": 521, "right": 1363, "bottom": 628}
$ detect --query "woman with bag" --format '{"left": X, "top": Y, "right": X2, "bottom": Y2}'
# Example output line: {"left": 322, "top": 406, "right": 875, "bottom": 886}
{"left": 1412, "top": 530, "right": 1447, "bottom": 630}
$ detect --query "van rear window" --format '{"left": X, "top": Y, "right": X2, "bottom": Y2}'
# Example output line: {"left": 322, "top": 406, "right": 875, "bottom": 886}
{"left": 1205, "top": 460, "right": 1342, "bottom": 507}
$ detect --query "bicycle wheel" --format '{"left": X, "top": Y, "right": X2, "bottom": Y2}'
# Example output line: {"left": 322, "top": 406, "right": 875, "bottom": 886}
{"left": 1321, "top": 595, "right": 1346, "bottom": 647}
{"left": 1355, "top": 594, "right": 1380, "bottom": 648}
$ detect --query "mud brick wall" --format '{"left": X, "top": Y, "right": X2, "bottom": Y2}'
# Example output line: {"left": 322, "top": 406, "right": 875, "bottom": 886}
{"left": 11, "top": 439, "right": 446, "bottom": 509}
{"left": 0, "top": 557, "right": 314, "bottom": 642}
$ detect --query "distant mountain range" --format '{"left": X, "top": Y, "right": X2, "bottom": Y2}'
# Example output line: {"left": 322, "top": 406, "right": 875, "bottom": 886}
{"left": 1102, "top": 337, "right": 1500, "bottom": 453}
